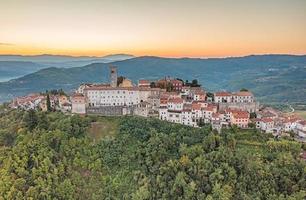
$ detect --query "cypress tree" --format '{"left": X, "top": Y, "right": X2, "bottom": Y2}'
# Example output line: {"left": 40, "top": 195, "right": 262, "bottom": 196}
{"left": 46, "top": 94, "right": 52, "bottom": 112}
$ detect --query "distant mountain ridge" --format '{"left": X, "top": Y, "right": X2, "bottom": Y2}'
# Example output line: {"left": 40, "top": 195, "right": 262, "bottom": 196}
{"left": 0, "top": 53, "right": 134, "bottom": 63}
{"left": 0, "top": 54, "right": 135, "bottom": 81}
{"left": 0, "top": 61, "right": 44, "bottom": 82}
{"left": 0, "top": 54, "right": 305, "bottom": 105}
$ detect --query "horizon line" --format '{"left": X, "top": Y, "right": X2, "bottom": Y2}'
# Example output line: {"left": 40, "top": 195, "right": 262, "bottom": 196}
{"left": 0, "top": 53, "right": 306, "bottom": 60}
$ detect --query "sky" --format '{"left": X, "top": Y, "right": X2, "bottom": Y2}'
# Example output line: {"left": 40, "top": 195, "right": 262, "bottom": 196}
{"left": 0, "top": 0, "right": 306, "bottom": 57}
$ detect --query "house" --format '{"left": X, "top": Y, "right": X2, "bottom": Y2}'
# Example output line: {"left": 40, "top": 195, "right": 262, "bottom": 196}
{"left": 202, "top": 106, "right": 214, "bottom": 123}
{"left": 232, "top": 91, "right": 254, "bottom": 103}
{"left": 259, "top": 118, "right": 274, "bottom": 133}
{"left": 71, "top": 93, "right": 86, "bottom": 114}
{"left": 119, "top": 78, "right": 133, "bottom": 87}
{"left": 138, "top": 80, "right": 151, "bottom": 88}
{"left": 193, "top": 90, "right": 206, "bottom": 101}
{"left": 61, "top": 102, "right": 72, "bottom": 112}
{"left": 170, "top": 79, "right": 183, "bottom": 91}
{"left": 230, "top": 110, "right": 250, "bottom": 128}
{"left": 181, "top": 86, "right": 191, "bottom": 95}
{"left": 156, "top": 78, "right": 183, "bottom": 91}
{"left": 58, "top": 95, "right": 69, "bottom": 107}
{"left": 214, "top": 91, "right": 232, "bottom": 103}
{"left": 11, "top": 93, "right": 44, "bottom": 110}
{"left": 167, "top": 110, "right": 182, "bottom": 124}
{"left": 282, "top": 117, "right": 299, "bottom": 132}
{"left": 167, "top": 97, "right": 184, "bottom": 111}
{"left": 295, "top": 120, "right": 306, "bottom": 138}
{"left": 134, "top": 101, "right": 152, "bottom": 117}
{"left": 159, "top": 106, "right": 168, "bottom": 120}
{"left": 191, "top": 102, "right": 202, "bottom": 125}
{"left": 181, "top": 104, "right": 195, "bottom": 126}
{"left": 40, "top": 95, "right": 58, "bottom": 111}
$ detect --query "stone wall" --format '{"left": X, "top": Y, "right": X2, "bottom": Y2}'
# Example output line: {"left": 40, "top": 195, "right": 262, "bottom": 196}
{"left": 86, "top": 105, "right": 137, "bottom": 116}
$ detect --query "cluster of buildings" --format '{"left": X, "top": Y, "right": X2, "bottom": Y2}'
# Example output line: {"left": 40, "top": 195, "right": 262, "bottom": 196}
{"left": 9, "top": 66, "right": 306, "bottom": 141}
{"left": 70, "top": 66, "right": 258, "bottom": 132}
{"left": 10, "top": 93, "right": 71, "bottom": 112}
{"left": 253, "top": 107, "right": 306, "bottom": 140}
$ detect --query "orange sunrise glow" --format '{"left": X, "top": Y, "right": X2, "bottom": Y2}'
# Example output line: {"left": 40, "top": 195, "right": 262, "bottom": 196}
{"left": 1, "top": 0, "right": 306, "bottom": 57}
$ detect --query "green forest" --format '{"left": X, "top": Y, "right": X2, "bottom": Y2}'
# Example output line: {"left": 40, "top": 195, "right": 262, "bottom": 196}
{"left": 0, "top": 105, "right": 305, "bottom": 200}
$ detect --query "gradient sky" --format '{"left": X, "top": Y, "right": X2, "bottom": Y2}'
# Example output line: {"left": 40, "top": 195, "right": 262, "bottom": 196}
{"left": 0, "top": 0, "right": 306, "bottom": 57}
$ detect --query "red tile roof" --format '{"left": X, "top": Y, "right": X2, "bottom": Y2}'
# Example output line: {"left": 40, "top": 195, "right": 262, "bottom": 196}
{"left": 215, "top": 91, "right": 232, "bottom": 96}
{"left": 212, "top": 113, "right": 220, "bottom": 118}
{"left": 298, "top": 120, "right": 306, "bottom": 126}
{"left": 168, "top": 97, "right": 184, "bottom": 104}
{"left": 233, "top": 91, "right": 253, "bottom": 96}
{"left": 191, "top": 103, "right": 201, "bottom": 110}
{"left": 232, "top": 111, "right": 249, "bottom": 119}
{"left": 72, "top": 93, "right": 85, "bottom": 98}
{"left": 203, "top": 107, "right": 214, "bottom": 112}
{"left": 139, "top": 80, "right": 150, "bottom": 84}
{"left": 261, "top": 117, "right": 274, "bottom": 123}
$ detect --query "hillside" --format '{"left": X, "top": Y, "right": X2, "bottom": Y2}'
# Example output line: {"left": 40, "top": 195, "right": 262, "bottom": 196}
{"left": 0, "top": 54, "right": 305, "bottom": 105}
{"left": 0, "top": 108, "right": 305, "bottom": 199}
{"left": 0, "top": 61, "right": 44, "bottom": 82}
{"left": 0, "top": 54, "right": 135, "bottom": 82}
{"left": 0, "top": 54, "right": 135, "bottom": 68}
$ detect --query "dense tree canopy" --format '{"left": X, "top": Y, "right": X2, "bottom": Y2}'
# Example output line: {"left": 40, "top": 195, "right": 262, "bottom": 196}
{"left": 0, "top": 107, "right": 305, "bottom": 199}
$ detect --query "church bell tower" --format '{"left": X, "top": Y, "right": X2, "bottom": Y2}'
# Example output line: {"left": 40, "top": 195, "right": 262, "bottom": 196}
{"left": 110, "top": 66, "right": 118, "bottom": 87}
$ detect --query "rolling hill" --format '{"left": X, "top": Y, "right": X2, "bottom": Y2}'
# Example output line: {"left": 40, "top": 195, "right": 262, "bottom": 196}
{"left": 0, "top": 54, "right": 305, "bottom": 105}
{"left": 0, "top": 54, "right": 135, "bottom": 81}
{"left": 0, "top": 61, "right": 45, "bottom": 82}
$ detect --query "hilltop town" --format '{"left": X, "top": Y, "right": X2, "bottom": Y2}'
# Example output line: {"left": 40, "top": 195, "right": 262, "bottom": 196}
{"left": 9, "top": 66, "right": 306, "bottom": 142}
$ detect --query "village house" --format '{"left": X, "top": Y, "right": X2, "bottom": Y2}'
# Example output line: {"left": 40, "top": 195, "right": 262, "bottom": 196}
{"left": 71, "top": 93, "right": 86, "bottom": 114}
{"left": 10, "top": 93, "right": 45, "bottom": 110}
{"left": 230, "top": 110, "right": 250, "bottom": 128}
{"left": 257, "top": 118, "right": 275, "bottom": 133}
{"left": 119, "top": 78, "right": 133, "bottom": 87}
{"left": 214, "top": 91, "right": 232, "bottom": 103}
{"left": 295, "top": 120, "right": 306, "bottom": 139}
{"left": 232, "top": 91, "right": 254, "bottom": 103}
{"left": 138, "top": 80, "right": 151, "bottom": 88}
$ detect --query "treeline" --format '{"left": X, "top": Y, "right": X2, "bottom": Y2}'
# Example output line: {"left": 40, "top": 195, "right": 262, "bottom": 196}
{"left": 0, "top": 108, "right": 305, "bottom": 199}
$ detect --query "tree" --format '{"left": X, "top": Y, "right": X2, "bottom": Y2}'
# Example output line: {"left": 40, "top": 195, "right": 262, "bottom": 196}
{"left": 150, "top": 82, "right": 156, "bottom": 88}
{"left": 240, "top": 88, "right": 249, "bottom": 92}
{"left": 250, "top": 112, "right": 257, "bottom": 119}
{"left": 191, "top": 79, "right": 201, "bottom": 87}
{"left": 46, "top": 94, "right": 52, "bottom": 112}
{"left": 117, "top": 76, "right": 125, "bottom": 86}
{"left": 166, "top": 82, "right": 173, "bottom": 92}
{"left": 23, "top": 109, "right": 38, "bottom": 131}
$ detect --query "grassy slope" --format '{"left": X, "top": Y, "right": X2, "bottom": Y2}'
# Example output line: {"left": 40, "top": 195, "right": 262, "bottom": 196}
{"left": 88, "top": 117, "right": 120, "bottom": 141}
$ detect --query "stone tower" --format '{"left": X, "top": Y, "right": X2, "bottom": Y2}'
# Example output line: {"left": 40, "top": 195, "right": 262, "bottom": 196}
{"left": 110, "top": 66, "right": 118, "bottom": 87}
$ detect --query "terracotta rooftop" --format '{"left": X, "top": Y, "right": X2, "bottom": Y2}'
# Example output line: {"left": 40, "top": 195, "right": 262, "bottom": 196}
{"left": 212, "top": 113, "right": 220, "bottom": 118}
{"left": 195, "top": 90, "right": 206, "bottom": 95}
{"left": 202, "top": 107, "right": 214, "bottom": 112}
{"left": 183, "top": 104, "right": 192, "bottom": 112}
{"left": 215, "top": 91, "right": 232, "bottom": 96}
{"left": 139, "top": 80, "right": 150, "bottom": 84}
{"left": 233, "top": 91, "right": 254, "bottom": 96}
{"left": 191, "top": 103, "right": 201, "bottom": 110}
{"left": 261, "top": 117, "right": 274, "bottom": 123}
{"left": 171, "top": 79, "right": 183, "bottom": 84}
{"left": 72, "top": 93, "right": 85, "bottom": 98}
{"left": 298, "top": 120, "right": 306, "bottom": 126}
{"left": 232, "top": 111, "right": 249, "bottom": 119}
{"left": 168, "top": 97, "right": 184, "bottom": 104}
